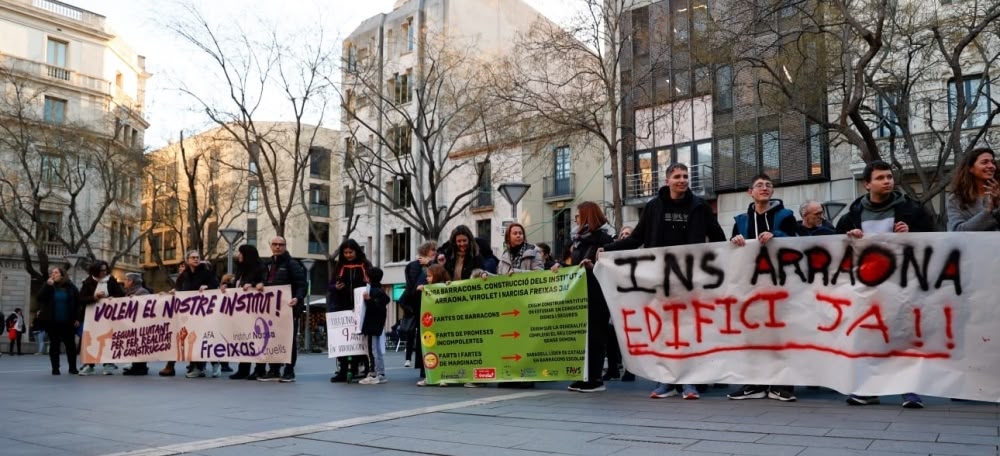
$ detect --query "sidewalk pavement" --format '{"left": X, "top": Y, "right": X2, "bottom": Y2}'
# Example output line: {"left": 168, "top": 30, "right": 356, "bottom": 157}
{"left": 0, "top": 351, "right": 996, "bottom": 456}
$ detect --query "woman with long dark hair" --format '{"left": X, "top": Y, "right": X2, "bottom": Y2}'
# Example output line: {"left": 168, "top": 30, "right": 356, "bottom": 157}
{"left": 78, "top": 260, "right": 125, "bottom": 376}
{"left": 442, "top": 225, "right": 487, "bottom": 281}
{"left": 229, "top": 244, "right": 268, "bottom": 380}
{"left": 553, "top": 201, "right": 616, "bottom": 393}
{"left": 328, "top": 239, "right": 374, "bottom": 382}
{"left": 37, "top": 267, "right": 79, "bottom": 375}
{"left": 947, "top": 148, "right": 999, "bottom": 231}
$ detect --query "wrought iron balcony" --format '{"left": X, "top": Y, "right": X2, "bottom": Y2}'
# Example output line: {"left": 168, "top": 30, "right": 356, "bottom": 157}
{"left": 542, "top": 173, "right": 574, "bottom": 202}
{"left": 470, "top": 189, "right": 493, "bottom": 212}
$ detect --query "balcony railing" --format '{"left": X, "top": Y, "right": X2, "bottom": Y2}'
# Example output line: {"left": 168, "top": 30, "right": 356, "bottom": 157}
{"left": 470, "top": 189, "right": 493, "bottom": 211}
{"left": 39, "top": 242, "right": 66, "bottom": 257}
{"left": 309, "top": 203, "right": 330, "bottom": 218}
{"left": 0, "top": 54, "right": 112, "bottom": 95}
{"left": 625, "top": 163, "right": 716, "bottom": 203}
{"left": 25, "top": 0, "right": 106, "bottom": 28}
{"left": 542, "top": 173, "right": 575, "bottom": 201}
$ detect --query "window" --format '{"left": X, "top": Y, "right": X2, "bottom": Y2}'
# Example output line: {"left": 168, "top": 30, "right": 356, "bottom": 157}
{"left": 149, "top": 233, "right": 162, "bottom": 260}
{"left": 738, "top": 133, "right": 757, "bottom": 185}
{"left": 309, "top": 184, "right": 330, "bottom": 217}
{"left": 948, "top": 75, "right": 990, "bottom": 129}
{"left": 248, "top": 142, "right": 260, "bottom": 175}
{"left": 391, "top": 176, "right": 411, "bottom": 208}
{"left": 343, "top": 186, "right": 358, "bottom": 218}
{"left": 40, "top": 153, "right": 61, "bottom": 184}
{"left": 37, "top": 211, "right": 61, "bottom": 243}
{"left": 405, "top": 18, "right": 415, "bottom": 52}
{"left": 248, "top": 183, "right": 259, "bottom": 212}
{"left": 46, "top": 38, "right": 68, "bottom": 80}
{"left": 163, "top": 232, "right": 178, "bottom": 260}
{"left": 631, "top": 6, "right": 649, "bottom": 57}
{"left": 386, "top": 29, "right": 394, "bottom": 57}
{"left": 390, "top": 124, "right": 411, "bottom": 156}
{"left": 246, "top": 219, "right": 257, "bottom": 247}
{"left": 309, "top": 147, "right": 331, "bottom": 178}
{"left": 392, "top": 71, "right": 412, "bottom": 104}
{"left": 476, "top": 161, "right": 492, "bottom": 207}
{"left": 807, "top": 123, "right": 825, "bottom": 177}
{"left": 876, "top": 91, "right": 903, "bottom": 137}
{"left": 476, "top": 219, "right": 491, "bottom": 241}
{"left": 44, "top": 96, "right": 66, "bottom": 124}
{"left": 309, "top": 222, "right": 329, "bottom": 255}
{"left": 110, "top": 221, "right": 119, "bottom": 252}
{"left": 554, "top": 145, "right": 571, "bottom": 195}
{"left": 674, "top": 69, "right": 691, "bottom": 97}
{"left": 715, "top": 65, "right": 733, "bottom": 111}
{"left": 388, "top": 228, "right": 411, "bottom": 263}
{"left": 346, "top": 44, "right": 357, "bottom": 71}
{"left": 673, "top": 0, "right": 690, "bottom": 45}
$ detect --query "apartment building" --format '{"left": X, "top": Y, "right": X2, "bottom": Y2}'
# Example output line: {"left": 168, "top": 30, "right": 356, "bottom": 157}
{"left": 0, "top": 0, "right": 148, "bottom": 324}
{"left": 618, "top": 0, "right": 999, "bottom": 231}
{"left": 140, "top": 123, "right": 342, "bottom": 295}
{"left": 340, "top": 0, "right": 579, "bottom": 297}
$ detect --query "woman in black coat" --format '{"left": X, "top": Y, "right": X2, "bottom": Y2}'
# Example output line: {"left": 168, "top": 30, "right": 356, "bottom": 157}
{"left": 328, "top": 239, "right": 374, "bottom": 382}
{"left": 37, "top": 267, "right": 80, "bottom": 375}
{"left": 555, "top": 201, "right": 615, "bottom": 393}
{"left": 229, "top": 244, "right": 268, "bottom": 380}
{"left": 77, "top": 260, "right": 125, "bottom": 376}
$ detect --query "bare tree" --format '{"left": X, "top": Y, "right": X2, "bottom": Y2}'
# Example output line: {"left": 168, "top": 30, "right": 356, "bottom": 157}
{"left": 165, "top": 4, "right": 336, "bottom": 238}
{"left": 712, "top": 0, "right": 1000, "bottom": 226}
{"left": 340, "top": 32, "right": 512, "bottom": 242}
{"left": 142, "top": 130, "right": 249, "bottom": 282}
{"left": 0, "top": 63, "right": 144, "bottom": 282}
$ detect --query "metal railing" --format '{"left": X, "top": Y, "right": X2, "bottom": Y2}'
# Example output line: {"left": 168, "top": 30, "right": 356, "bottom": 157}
{"left": 309, "top": 203, "right": 330, "bottom": 218}
{"left": 470, "top": 189, "right": 493, "bottom": 209}
{"left": 27, "top": 0, "right": 106, "bottom": 28}
{"left": 1, "top": 54, "right": 111, "bottom": 94}
{"left": 39, "top": 242, "right": 66, "bottom": 257}
{"left": 625, "top": 163, "right": 715, "bottom": 201}
{"left": 542, "top": 173, "right": 575, "bottom": 201}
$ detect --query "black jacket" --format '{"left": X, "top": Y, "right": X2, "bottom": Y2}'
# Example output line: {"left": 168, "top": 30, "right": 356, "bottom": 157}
{"left": 400, "top": 260, "right": 427, "bottom": 316}
{"left": 235, "top": 261, "right": 267, "bottom": 287}
{"left": 360, "top": 285, "right": 390, "bottom": 336}
{"left": 835, "top": 191, "right": 934, "bottom": 234}
{"left": 264, "top": 252, "right": 307, "bottom": 305}
{"left": 37, "top": 280, "right": 80, "bottom": 325}
{"left": 605, "top": 188, "right": 725, "bottom": 251}
{"left": 78, "top": 275, "right": 126, "bottom": 321}
{"left": 176, "top": 263, "right": 220, "bottom": 292}
{"left": 570, "top": 226, "right": 615, "bottom": 265}
{"left": 797, "top": 220, "right": 836, "bottom": 236}
{"left": 328, "top": 259, "right": 373, "bottom": 312}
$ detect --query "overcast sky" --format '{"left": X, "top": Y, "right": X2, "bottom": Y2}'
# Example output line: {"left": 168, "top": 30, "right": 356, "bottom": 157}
{"left": 67, "top": 0, "right": 578, "bottom": 149}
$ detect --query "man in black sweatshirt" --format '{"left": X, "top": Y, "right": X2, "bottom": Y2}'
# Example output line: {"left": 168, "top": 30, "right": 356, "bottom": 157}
{"left": 604, "top": 163, "right": 726, "bottom": 400}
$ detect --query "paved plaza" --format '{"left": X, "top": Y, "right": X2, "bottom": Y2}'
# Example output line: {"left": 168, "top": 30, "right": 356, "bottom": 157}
{"left": 0, "top": 350, "right": 996, "bottom": 456}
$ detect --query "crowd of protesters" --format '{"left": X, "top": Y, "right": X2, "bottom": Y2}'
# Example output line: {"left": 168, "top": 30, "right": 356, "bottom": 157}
{"left": 20, "top": 148, "right": 997, "bottom": 408}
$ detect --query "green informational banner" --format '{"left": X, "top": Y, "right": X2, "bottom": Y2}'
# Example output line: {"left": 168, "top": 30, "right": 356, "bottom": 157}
{"left": 420, "top": 266, "right": 589, "bottom": 385}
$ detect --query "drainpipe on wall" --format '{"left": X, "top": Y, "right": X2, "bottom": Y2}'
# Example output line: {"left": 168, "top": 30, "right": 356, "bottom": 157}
{"left": 375, "top": 13, "right": 386, "bottom": 267}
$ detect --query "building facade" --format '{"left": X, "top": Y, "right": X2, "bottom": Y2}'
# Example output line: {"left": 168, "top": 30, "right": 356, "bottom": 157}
{"left": 141, "top": 123, "right": 342, "bottom": 295}
{"left": 0, "top": 0, "right": 148, "bottom": 332}
{"left": 339, "top": 0, "right": 565, "bottom": 299}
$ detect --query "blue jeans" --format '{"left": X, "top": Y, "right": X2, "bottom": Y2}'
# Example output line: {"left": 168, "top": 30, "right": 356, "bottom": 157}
{"left": 34, "top": 331, "right": 46, "bottom": 354}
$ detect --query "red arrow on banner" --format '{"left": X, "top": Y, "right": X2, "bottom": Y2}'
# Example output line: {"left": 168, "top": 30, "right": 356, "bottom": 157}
{"left": 500, "top": 331, "right": 520, "bottom": 339}
{"left": 501, "top": 309, "right": 520, "bottom": 317}
{"left": 501, "top": 354, "right": 523, "bottom": 361}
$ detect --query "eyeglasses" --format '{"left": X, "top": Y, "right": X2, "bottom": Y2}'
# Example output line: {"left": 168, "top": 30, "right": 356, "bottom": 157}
{"left": 752, "top": 182, "right": 774, "bottom": 189}
{"left": 271, "top": 243, "right": 286, "bottom": 247}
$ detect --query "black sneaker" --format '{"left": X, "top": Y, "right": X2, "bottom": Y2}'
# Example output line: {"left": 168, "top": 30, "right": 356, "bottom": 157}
{"left": 229, "top": 371, "right": 249, "bottom": 380}
{"left": 601, "top": 371, "right": 620, "bottom": 381}
{"left": 574, "top": 381, "right": 606, "bottom": 393}
{"left": 846, "top": 395, "right": 880, "bottom": 406}
{"left": 258, "top": 370, "right": 281, "bottom": 382}
{"left": 728, "top": 385, "right": 768, "bottom": 400}
{"left": 330, "top": 373, "right": 348, "bottom": 383}
{"left": 621, "top": 371, "right": 636, "bottom": 382}
{"left": 122, "top": 367, "right": 148, "bottom": 376}
{"left": 767, "top": 388, "right": 797, "bottom": 402}
{"left": 567, "top": 381, "right": 586, "bottom": 392}
{"left": 279, "top": 369, "right": 296, "bottom": 383}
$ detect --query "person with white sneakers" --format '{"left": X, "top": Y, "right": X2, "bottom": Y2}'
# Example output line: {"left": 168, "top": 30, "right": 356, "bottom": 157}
{"left": 358, "top": 268, "right": 389, "bottom": 385}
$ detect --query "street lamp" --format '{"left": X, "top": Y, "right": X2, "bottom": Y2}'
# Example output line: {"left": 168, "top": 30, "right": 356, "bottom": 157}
{"left": 300, "top": 258, "right": 315, "bottom": 353}
{"left": 219, "top": 228, "right": 244, "bottom": 275}
{"left": 497, "top": 182, "right": 531, "bottom": 221}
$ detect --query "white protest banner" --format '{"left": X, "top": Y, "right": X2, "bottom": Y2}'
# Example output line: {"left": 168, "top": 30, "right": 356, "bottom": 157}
{"left": 594, "top": 232, "right": 1000, "bottom": 402}
{"left": 80, "top": 286, "right": 294, "bottom": 364}
{"left": 326, "top": 310, "right": 368, "bottom": 357}
{"left": 352, "top": 286, "right": 368, "bottom": 334}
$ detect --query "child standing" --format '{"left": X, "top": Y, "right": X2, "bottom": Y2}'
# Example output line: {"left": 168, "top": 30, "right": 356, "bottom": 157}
{"left": 415, "top": 265, "right": 451, "bottom": 386}
{"left": 359, "top": 267, "right": 389, "bottom": 385}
